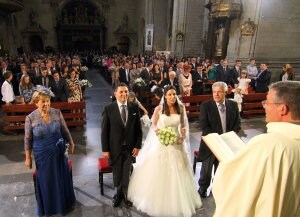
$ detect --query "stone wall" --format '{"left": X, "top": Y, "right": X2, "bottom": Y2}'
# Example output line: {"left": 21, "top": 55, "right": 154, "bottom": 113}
{"left": 14, "top": 0, "right": 56, "bottom": 51}
{"left": 226, "top": 0, "right": 300, "bottom": 81}
{"left": 183, "top": 0, "right": 207, "bottom": 57}
{"left": 104, "top": 0, "right": 139, "bottom": 54}
{"left": 152, "top": 0, "right": 168, "bottom": 51}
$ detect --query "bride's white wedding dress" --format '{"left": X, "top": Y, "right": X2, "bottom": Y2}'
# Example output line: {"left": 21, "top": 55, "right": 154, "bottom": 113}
{"left": 128, "top": 114, "right": 202, "bottom": 217}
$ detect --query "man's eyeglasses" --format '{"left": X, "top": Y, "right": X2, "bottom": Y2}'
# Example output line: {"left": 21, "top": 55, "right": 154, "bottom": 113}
{"left": 261, "top": 100, "right": 282, "bottom": 108}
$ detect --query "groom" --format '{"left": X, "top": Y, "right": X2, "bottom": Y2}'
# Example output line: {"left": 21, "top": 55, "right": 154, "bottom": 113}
{"left": 101, "top": 83, "right": 143, "bottom": 207}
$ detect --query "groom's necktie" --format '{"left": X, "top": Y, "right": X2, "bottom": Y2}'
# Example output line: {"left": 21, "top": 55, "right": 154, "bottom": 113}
{"left": 121, "top": 105, "right": 127, "bottom": 124}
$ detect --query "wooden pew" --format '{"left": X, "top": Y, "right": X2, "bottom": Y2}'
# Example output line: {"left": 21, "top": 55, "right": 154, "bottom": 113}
{"left": 181, "top": 95, "right": 213, "bottom": 119}
{"left": 242, "top": 93, "right": 267, "bottom": 117}
{"left": 1, "top": 101, "right": 86, "bottom": 131}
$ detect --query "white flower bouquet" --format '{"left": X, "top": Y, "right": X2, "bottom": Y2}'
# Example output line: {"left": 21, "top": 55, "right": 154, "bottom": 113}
{"left": 81, "top": 66, "right": 89, "bottom": 72}
{"left": 92, "top": 56, "right": 102, "bottom": 65}
{"left": 79, "top": 79, "right": 93, "bottom": 87}
{"left": 157, "top": 127, "right": 178, "bottom": 146}
{"left": 133, "top": 78, "right": 146, "bottom": 87}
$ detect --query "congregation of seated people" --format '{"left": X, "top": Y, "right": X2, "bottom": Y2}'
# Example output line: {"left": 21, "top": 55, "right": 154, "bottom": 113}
{"left": 1, "top": 52, "right": 88, "bottom": 106}
{"left": 92, "top": 54, "right": 297, "bottom": 120}
{"left": 99, "top": 54, "right": 295, "bottom": 96}
{"left": 2, "top": 51, "right": 297, "bottom": 108}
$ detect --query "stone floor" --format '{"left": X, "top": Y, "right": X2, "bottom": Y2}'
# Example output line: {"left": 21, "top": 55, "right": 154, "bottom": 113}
{"left": 0, "top": 69, "right": 267, "bottom": 217}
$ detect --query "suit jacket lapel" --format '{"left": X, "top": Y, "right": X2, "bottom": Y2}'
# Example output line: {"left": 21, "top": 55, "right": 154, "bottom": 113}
{"left": 225, "top": 100, "right": 231, "bottom": 130}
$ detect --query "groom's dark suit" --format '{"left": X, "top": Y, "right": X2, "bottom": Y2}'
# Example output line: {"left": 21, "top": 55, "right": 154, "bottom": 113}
{"left": 198, "top": 99, "right": 241, "bottom": 195}
{"left": 101, "top": 100, "right": 142, "bottom": 197}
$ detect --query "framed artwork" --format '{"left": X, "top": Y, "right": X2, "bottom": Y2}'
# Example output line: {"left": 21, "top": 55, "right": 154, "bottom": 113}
{"left": 241, "top": 18, "right": 256, "bottom": 36}
{"left": 176, "top": 31, "right": 184, "bottom": 41}
{"left": 145, "top": 24, "right": 154, "bottom": 51}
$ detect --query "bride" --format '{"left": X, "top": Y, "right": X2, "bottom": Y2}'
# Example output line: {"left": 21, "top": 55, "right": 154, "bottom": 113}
{"left": 128, "top": 85, "right": 201, "bottom": 217}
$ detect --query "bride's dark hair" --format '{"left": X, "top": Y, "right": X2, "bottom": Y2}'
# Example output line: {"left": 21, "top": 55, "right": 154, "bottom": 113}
{"left": 162, "top": 85, "right": 183, "bottom": 116}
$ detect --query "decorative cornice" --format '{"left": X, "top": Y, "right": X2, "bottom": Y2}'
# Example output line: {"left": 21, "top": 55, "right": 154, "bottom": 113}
{"left": 210, "top": 2, "right": 241, "bottom": 19}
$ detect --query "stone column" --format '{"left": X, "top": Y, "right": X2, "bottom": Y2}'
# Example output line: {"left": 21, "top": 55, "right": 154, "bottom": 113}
{"left": 169, "top": 0, "right": 188, "bottom": 58}
{"left": 1, "top": 15, "right": 18, "bottom": 57}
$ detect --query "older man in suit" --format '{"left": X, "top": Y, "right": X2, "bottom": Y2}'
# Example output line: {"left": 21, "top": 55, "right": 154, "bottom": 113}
{"left": 101, "top": 83, "right": 142, "bottom": 207}
{"left": 197, "top": 82, "right": 241, "bottom": 198}
{"left": 161, "top": 70, "right": 180, "bottom": 94}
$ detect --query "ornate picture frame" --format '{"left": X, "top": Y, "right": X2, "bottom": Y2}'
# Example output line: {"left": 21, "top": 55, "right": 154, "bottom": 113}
{"left": 176, "top": 31, "right": 184, "bottom": 41}
{"left": 241, "top": 18, "right": 256, "bottom": 36}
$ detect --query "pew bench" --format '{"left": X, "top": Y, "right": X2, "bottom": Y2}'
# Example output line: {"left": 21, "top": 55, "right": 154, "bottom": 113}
{"left": 181, "top": 95, "right": 213, "bottom": 119}
{"left": 242, "top": 93, "right": 267, "bottom": 117}
{"left": 1, "top": 101, "right": 86, "bottom": 131}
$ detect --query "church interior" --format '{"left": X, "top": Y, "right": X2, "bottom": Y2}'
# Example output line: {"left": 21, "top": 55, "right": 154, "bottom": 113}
{"left": 0, "top": 0, "right": 299, "bottom": 216}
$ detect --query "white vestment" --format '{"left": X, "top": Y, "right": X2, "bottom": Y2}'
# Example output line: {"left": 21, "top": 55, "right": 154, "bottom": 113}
{"left": 213, "top": 122, "right": 300, "bottom": 217}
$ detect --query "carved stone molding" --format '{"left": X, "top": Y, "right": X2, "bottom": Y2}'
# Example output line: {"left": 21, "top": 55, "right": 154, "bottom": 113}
{"left": 59, "top": 0, "right": 105, "bottom": 25}
{"left": 176, "top": 31, "right": 184, "bottom": 41}
{"left": 21, "top": 9, "right": 47, "bottom": 39}
{"left": 21, "top": 24, "right": 48, "bottom": 39}
{"left": 210, "top": 1, "right": 241, "bottom": 19}
{"left": 240, "top": 18, "right": 257, "bottom": 36}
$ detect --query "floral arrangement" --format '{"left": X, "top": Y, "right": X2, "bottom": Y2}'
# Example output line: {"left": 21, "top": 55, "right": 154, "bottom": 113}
{"left": 157, "top": 127, "right": 178, "bottom": 146}
{"left": 92, "top": 56, "right": 102, "bottom": 66}
{"left": 133, "top": 78, "right": 146, "bottom": 87}
{"left": 79, "top": 79, "right": 93, "bottom": 88}
{"left": 81, "top": 66, "right": 89, "bottom": 72}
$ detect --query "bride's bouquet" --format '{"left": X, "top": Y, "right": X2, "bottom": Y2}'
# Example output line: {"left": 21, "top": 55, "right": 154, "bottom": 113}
{"left": 157, "top": 127, "right": 178, "bottom": 146}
